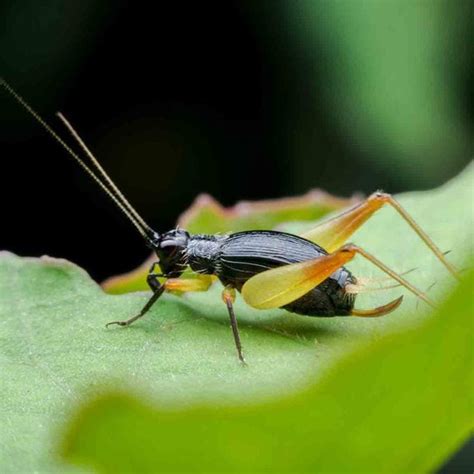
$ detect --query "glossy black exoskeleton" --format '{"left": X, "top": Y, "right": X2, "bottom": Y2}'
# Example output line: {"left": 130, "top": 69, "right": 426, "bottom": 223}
{"left": 156, "top": 229, "right": 356, "bottom": 316}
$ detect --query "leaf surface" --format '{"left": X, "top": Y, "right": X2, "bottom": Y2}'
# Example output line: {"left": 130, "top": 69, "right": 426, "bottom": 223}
{"left": 61, "top": 269, "right": 474, "bottom": 473}
{"left": 0, "top": 164, "right": 472, "bottom": 472}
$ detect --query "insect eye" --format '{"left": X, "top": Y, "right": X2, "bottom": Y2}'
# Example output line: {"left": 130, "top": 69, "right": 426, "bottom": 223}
{"left": 159, "top": 240, "right": 184, "bottom": 260}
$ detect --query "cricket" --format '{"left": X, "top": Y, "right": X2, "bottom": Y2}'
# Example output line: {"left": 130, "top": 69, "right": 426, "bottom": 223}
{"left": 2, "top": 78, "right": 459, "bottom": 364}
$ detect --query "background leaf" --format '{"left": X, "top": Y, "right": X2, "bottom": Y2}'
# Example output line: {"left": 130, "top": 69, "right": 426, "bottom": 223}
{"left": 0, "top": 164, "right": 472, "bottom": 472}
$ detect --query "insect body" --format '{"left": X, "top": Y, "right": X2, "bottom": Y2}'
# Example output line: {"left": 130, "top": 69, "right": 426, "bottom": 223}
{"left": 2, "top": 79, "right": 459, "bottom": 364}
{"left": 164, "top": 230, "right": 356, "bottom": 316}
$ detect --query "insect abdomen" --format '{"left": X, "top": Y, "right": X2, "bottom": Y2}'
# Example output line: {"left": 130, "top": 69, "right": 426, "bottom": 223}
{"left": 216, "top": 230, "right": 356, "bottom": 317}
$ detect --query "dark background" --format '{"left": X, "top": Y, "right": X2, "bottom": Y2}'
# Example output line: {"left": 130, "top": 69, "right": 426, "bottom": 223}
{"left": 0, "top": 1, "right": 472, "bottom": 471}
{"left": 1, "top": 1, "right": 472, "bottom": 282}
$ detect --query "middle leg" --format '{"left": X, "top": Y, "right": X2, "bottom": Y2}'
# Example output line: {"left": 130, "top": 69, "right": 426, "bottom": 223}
{"left": 222, "top": 285, "right": 246, "bottom": 365}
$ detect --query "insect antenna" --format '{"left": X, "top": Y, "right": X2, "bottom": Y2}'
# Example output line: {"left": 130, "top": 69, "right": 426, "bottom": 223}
{"left": 1, "top": 78, "right": 157, "bottom": 244}
{"left": 55, "top": 112, "right": 151, "bottom": 235}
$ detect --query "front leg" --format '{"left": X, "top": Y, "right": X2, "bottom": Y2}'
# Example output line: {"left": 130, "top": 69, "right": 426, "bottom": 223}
{"left": 106, "top": 263, "right": 213, "bottom": 328}
{"left": 106, "top": 263, "right": 165, "bottom": 327}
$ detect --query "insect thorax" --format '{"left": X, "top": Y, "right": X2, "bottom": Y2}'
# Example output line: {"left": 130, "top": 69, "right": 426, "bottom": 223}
{"left": 186, "top": 234, "right": 228, "bottom": 275}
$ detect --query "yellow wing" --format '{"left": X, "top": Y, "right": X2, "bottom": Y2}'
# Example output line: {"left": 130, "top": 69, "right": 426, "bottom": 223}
{"left": 241, "top": 250, "right": 354, "bottom": 310}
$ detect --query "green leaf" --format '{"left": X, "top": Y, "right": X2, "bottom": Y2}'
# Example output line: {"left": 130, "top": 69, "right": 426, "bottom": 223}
{"left": 0, "top": 164, "right": 472, "bottom": 473}
{"left": 61, "top": 267, "right": 474, "bottom": 473}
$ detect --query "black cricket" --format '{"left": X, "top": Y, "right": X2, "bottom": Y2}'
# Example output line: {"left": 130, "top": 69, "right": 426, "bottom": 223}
{"left": 112, "top": 228, "right": 356, "bottom": 362}
{"left": 147, "top": 229, "right": 355, "bottom": 316}
{"left": 3, "top": 79, "right": 458, "bottom": 364}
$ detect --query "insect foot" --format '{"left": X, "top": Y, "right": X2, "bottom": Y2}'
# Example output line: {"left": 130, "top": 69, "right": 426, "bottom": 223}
{"left": 105, "top": 320, "right": 130, "bottom": 328}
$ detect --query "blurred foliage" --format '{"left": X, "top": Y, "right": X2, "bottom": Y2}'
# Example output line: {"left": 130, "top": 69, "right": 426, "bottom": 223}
{"left": 239, "top": 0, "right": 473, "bottom": 196}
{"left": 282, "top": 0, "right": 473, "bottom": 189}
{"left": 0, "top": 165, "right": 472, "bottom": 472}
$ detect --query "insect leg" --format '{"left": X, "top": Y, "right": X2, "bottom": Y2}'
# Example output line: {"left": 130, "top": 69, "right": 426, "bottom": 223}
{"left": 341, "top": 244, "right": 436, "bottom": 308}
{"left": 222, "top": 286, "right": 246, "bottom": 365}
{"left": 242, "top": 243, "right": 435, "bottom": 310}
{"left": 106, "top": 269, "right": 213, "bottom": 328}
{"left": 106, "top": 266, "right": 165, "bottom": 327}
{"left": 301, "top": 191, "right": 458, "bottom": 279}
{"left": 164, "top": 276, "right": 213, "bottom": 293}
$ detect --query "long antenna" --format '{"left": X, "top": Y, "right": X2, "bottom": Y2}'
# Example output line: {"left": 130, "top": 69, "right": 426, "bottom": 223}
{"left": 1, "top": 78, "right": 154, "bottom": 242}
{"left": 56, "top": 111, "right": 151, "bottom": 233}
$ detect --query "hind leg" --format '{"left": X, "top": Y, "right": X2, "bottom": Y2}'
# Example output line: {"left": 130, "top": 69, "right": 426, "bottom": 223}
{"left": 301, "top": 192, "right": 458, "bottom": 279}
